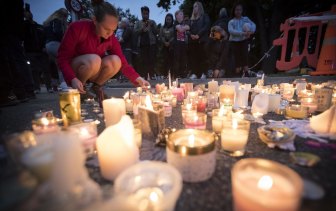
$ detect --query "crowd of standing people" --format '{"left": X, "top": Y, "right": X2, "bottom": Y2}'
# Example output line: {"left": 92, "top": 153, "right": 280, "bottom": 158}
{"left": 118, "top": 1, "right": 256, "bottom": 80}
{"left": 0, "top": 0, "right": 256, "bottom": 107}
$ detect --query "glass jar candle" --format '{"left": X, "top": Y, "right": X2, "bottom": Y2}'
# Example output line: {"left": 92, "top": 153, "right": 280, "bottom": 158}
{"left": 184, "top": 112, "right": 207, "bottom": 130}
{"left": 221, "top": 119, "right": 250, "bottom": 157}
{"left": 285, "top": 104, "right": 309, "bottom": 119}
{"left": 232, "top": 158, "right": 303, "bottom": 211}
{"left": 167, "top": 129, "right": 216, "bottom": 182}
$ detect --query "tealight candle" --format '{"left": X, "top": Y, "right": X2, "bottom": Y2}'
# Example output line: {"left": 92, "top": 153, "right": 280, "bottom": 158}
{"left": 232, "top": 158, "right": 303, "bottom": 211}
{"left": 167, "top": 129, "right": 216, "bottom": 182}
{"left": 285, "top": 105, "right": 308, "bottom": 119}
{"left": 221, "top": 119, "right": 250, "bottom": 157}
{"left": 114, "top": 161, "right": 182, "bottom": 211}
{"left": 68, "top": 121, "right": 97, "bottom": 156}
{"left": 32, "top": 117, "right": 60, "bottom": 134}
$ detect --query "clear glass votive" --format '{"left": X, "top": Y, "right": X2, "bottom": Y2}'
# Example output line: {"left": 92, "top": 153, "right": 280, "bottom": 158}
{"left": 181, "top": 103, "right": 197, "bottom": 124}
{"left": 221, "top": 119, "right": 250, "bottom": 157}
{"left": 232, "top": 158, "right": 303, "bottom": 211}
{"left": 68, "top": 121, "right": 97, "bottom": 156}
{"left": 184, "top": 112, "right": 207, "bottom": 130}
{"left": 114, "top": 161, "right": 182, "bottom": 211}
{"left": 282, "top": 86, "right": 295, "bottom": 101}
{"left": 212, "top": 109, "right": 229, "bottom": 133}
{"left": 285, "top": 104, "right": 309, "bottom": 119}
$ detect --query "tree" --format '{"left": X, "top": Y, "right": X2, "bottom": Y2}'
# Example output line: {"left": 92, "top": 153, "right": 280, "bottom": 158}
{"left": 116, "top": 8, "right": 139, "bottom": 24}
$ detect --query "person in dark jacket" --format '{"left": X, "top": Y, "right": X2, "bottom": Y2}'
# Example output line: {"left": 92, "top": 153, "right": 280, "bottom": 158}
{"left": 212, "top": 8, "right": 230, "bottom": 35}
{"left": 23, "top": 10, "right": 52, "bottom": 93}
{"left": 159, "top": 13, "right": 174, "bottom": 76}
{"left": 188, "top": 1, "right": 211, "bottom": 79}
{"left": 43, "top": 8, "right": 68, "bottom": 90}
{"left": 118, "top": 18, "right": 133, "bottom": 65}
{"left": 205, "top": 26, "right": 229, "bottom": 78}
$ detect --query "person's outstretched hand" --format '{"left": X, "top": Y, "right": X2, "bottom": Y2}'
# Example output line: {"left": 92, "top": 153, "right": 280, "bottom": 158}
{"left": 136, "top": 77, "right": 150, "bottom": 89}
{"left": 71, "top": 78, "right": 86, "bottom": 94}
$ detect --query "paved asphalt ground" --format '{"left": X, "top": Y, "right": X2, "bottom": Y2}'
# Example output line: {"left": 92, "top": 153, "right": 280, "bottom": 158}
{"left": 0, "top": 76, "right": 335, "bottom": 138}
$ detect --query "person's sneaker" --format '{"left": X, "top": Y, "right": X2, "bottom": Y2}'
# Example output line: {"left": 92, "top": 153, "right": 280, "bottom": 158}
{"left": 189, "top": 74, "right": 197, "bottom": 80}
{"left": 200, "top": 73, "right": 207, "bottom": 79}
{"left": 0, "top": 94, "right": 20, "bottom": 107}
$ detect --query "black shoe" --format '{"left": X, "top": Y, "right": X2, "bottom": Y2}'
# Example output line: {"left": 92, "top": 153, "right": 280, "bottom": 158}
{"left": 0, "top": 94, "right": 20, "bottom": 107}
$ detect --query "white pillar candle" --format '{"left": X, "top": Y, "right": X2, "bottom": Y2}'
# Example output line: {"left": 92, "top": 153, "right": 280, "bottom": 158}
{"left": 252, "top": 93, "right": 269, "bottom": 115}
{"left": 97, "top": 115, "right": 139, "bottom": 180}
{"left": 268, "top": 94, "right": 281, "bottom": 112}
{"left": 232, "top": 158, "right": 303, "bottom": 211}
{"left": 103, "top": 98, "right": 126, "bottom": 127}
{"left": 166, "top": 129, "right": 216, "bottom": 182}
{"left": 208, "top": 79, "right": 219, "bottom": 93}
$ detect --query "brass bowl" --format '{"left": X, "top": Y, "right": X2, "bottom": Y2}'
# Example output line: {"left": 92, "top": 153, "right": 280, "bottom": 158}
{"left": 257, "top": 125, "right": 295, "bottom": 145}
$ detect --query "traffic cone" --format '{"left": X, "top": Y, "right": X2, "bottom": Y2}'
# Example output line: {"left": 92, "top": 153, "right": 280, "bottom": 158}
{"left": 310, "top": 5, "right": 336, "bottom": 75}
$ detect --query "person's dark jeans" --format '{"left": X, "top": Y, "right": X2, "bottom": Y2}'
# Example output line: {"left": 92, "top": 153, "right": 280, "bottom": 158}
{"left": 172, "top": 41, "right": 188, "bottom": 78}
{"left": 162, "top": 45, "right": 173, "bottom": 76}
{"left": 0, "top": 49, "right": 14, "bottom": 99}
{"left": 122, "top": 49, "right": 133, "bottom": 65}
{"left": 139, "top": 44, "right": 156, "bottom": 78}
{"left": 188, "top": 41, "right": 206, "bottom": 78}
{"left": 6, "top": 35, "right": 35, "bottom": 97}
{"left": 27, "top": 52, "right": 52, "bottom": 90}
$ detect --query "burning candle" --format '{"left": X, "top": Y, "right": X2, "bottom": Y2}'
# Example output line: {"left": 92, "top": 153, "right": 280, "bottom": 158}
{"left": 212, "top": 106, "right": 229, "bottom": 133}
{"left": 68, "top": 121, "right": 97, "bottom": 156}
{"left": 285, "top": 105, "right": 308, "bottom": 119}
{"left": 196, "top": 96, "right": 207, "bottom": 113}
{"left": 114, "top": 161, "right": 182, "bottom": 211}
{"left": 181, "top": 103, "right": 197, "bottom": 124}
{"left": 184, "top": 113, "right": 207, "bottom": 130}
{"left": 219, "top": 84, "right": 235, "bottom": 104}
{"left": 97, "top": 116, "right": 139, "bottom": 180}
{"left": 251, "top": 93, "right": 269, "bottom": 115}
{"left": 103, "top": 98, "right": 126, "bottom": 127}
{"left": 300, "top": 97, "right": 318, "bottom": 114}
{"left": 32, "top": 117, "right": 60, "bottom": 134}
{"left": 167, "top": 129, "right": 216, "bottom": 182}
{"left": 232, "top": 158, "right": 303, "bottom": 211}
{"left": 221, "top": 119, "right": 250, "bottom": 157}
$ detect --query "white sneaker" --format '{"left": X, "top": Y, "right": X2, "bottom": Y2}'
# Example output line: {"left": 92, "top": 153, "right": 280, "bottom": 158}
{"left": 189, "top": 74, "right": 197, "bottom": 79}
{"left": 201, "top": 73, "right": 207, "bottom": 79}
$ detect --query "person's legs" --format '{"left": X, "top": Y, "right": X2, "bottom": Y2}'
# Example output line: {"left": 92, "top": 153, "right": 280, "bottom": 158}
{"left": 92, "top": 55, "right": 121, "bottom": 85}
{"left": 71, "top": 54, "right": 102, "bottom": 84}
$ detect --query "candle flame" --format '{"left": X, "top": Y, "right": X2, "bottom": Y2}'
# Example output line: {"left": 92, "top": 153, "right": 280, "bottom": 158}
{"left": 149, "top": 191, "right": 159, "bottom": 202}
{"left": 188, "top": 134, "right": 195, "bottom": 147}
{"left": 145, "top": 95, "right": 153, "bottom": 110}
{"left": 41, "top": 117, "right": 49, "bottom": 126}
{"left": 258, "top": 175, "right": 273, "bottom": 191}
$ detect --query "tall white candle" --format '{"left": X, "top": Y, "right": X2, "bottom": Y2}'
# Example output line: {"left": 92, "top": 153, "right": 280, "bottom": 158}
{"left": 235, "top": 89, "right": 249, "bottom": 108}
{"left": 97, "top": 115, "right": 139, "bottom": 180}
{"left": 252, "top": 93, "right": 269, "bottom": 115}
{"left": 103, "top": 98, "right": 126, "bottom": 126}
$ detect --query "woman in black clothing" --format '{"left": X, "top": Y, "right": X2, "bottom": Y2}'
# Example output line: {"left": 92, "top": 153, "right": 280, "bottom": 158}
{"left": 159, "top": 13, "right": 174, "bottom": 76}
{"left": 188, "top": 1, "right": 211, "bottom": 79}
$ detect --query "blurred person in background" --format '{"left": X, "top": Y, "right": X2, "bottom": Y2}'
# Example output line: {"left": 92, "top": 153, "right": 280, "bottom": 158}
{"left": 188, "top": 1, "right": 210, "bottom": 79}
{"left": 159, "top": 13, "right": 174, "bottom": 76}
{"left": 43, "top": 8, "right": 69, "bottom": 91}
{"left": 134, "top": 6, "right": 158, "bottom": 79}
